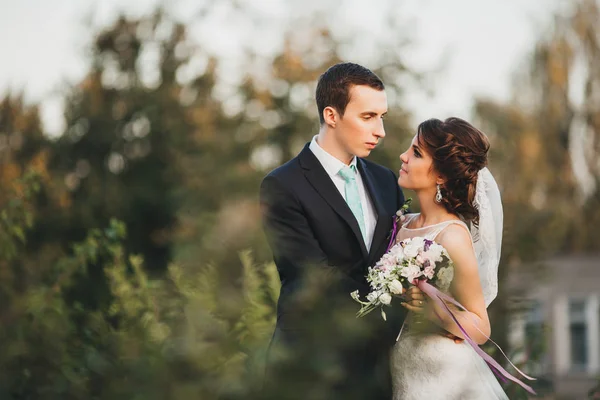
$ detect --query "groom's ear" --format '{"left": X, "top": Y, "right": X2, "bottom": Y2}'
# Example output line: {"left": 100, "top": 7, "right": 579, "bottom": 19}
{"left": 323, "top": 106, "right": 338, "bottom": 127}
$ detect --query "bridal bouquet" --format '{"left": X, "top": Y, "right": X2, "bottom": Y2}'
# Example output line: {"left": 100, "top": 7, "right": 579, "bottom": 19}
{"left": 351, "top": 237, "right": 453, "bottom": 321}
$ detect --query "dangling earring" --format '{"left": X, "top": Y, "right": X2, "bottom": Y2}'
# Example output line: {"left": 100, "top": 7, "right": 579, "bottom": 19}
{"left": 435, "top": 184, "right": 443, "bottom": 203}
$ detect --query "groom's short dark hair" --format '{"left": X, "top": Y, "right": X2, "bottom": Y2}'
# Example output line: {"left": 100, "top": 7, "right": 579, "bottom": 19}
{"left": 316, "top": 62, "right": 384, "bottom": 124}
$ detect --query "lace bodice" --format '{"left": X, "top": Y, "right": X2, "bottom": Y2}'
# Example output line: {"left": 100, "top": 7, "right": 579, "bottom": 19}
{"left": 395, "top": 213, "right": 470, "bottom": 244}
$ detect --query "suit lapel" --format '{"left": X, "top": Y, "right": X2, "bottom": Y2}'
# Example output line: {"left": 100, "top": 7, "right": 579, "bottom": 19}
{"left": 357, "top": 159, "right": 392, "bottom": 265}
{"left": 298, "top": 144, "right": 369, "bottom": 258}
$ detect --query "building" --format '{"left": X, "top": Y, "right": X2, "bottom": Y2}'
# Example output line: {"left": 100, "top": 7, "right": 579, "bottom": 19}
{"left": 508, "top": 254, "right": 600, "bottom": 399}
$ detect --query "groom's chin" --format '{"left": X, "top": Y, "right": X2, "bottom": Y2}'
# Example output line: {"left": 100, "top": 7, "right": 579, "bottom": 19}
{"left": 357, "top": 149, "right": 372, "bottom": 158}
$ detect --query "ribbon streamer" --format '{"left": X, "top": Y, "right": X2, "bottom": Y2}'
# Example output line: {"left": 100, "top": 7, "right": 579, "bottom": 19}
{"left": 414, "top": 280, "right": 536, "bottom": 395}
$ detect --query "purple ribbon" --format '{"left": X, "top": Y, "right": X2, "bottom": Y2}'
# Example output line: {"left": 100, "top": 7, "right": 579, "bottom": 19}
{"left": 415, "top": 280, "right": 537, "bottom": 395}
{"left": 386, "top": 217, "right": 399, "bottom": 253}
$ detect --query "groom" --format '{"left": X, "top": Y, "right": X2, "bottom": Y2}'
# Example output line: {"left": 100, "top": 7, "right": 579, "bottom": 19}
{"left": 260, "top": 63, "right": 406, "bottom": 399}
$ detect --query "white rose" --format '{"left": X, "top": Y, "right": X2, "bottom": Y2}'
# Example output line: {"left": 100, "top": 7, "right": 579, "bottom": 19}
{"left": 367, "top": 292, "right": 378, "bottom": 303}
{"left": 403, "top": 242, "right": 420, "bottom": 258}
{"left": 404, "top": 236, "right": 423, "bottom": 258}
{"left": 389, "top": 279, "right": 404, "bottom": 295}
{"left": 425, "top": 244, "right": 444, "bottom": 263}
{"left": 391, "top": 245, "right": 405, "bottom": 261}
{"left": 379, "top": 292, "right": 392, "bottom": 305}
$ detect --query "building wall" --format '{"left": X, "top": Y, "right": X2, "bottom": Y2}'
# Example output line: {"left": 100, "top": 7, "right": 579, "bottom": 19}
{"left": 508, "top": 255, "right": 600, "bottom": 399}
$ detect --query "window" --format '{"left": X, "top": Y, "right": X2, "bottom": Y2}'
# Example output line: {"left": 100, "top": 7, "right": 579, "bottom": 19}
{"left": 569, "top": 298, "right": 588, "bottom": 371}
{"left": 524, "top": 301, "right": 545, "bottom": 374}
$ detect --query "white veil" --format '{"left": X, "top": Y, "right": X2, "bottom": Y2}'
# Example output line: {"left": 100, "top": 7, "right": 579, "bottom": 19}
{"left": 470, "top": 167, "right": 503, "bottom": 307}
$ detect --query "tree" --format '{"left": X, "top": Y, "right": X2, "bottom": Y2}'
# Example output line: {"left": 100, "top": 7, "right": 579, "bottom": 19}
{"left": 473, "top": 1, "right": 600, "bottom": 397}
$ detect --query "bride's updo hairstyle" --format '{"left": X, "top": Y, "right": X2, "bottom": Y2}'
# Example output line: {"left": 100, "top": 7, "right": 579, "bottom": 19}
{"left": 417, "top": 117, "right": 490, "bottom": 225}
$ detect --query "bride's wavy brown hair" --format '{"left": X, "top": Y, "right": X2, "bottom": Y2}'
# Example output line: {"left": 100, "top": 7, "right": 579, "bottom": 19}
{"left": 417, "top": 117, "right": 490, "bottom": 225}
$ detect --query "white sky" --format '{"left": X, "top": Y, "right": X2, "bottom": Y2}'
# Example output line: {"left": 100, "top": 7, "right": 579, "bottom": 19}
{"left": 0, "top": 0, "right": 563, "bottom": 137}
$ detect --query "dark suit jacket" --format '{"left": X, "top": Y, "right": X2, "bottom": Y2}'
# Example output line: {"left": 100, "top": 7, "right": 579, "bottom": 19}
{"left": 260, "top": 143, "right": 406, "bottom": 399}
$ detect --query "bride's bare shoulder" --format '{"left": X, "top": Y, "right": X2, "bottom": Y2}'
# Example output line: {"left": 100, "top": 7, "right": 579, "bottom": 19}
{"left": 435, "top": 223, "right": 473, "bottom": 256}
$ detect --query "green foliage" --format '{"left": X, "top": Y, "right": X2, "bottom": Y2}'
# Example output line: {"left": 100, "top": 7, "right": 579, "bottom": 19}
{"left": 0, "top": 172, "right": 39, "bottom": 260}
{"left": 0, "top": 174, "right": 279, "bottom": 399}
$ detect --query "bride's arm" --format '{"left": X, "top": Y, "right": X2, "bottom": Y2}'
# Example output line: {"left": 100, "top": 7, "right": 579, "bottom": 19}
{"left": 424, "top": 224, "right": 491, "bottom": 344}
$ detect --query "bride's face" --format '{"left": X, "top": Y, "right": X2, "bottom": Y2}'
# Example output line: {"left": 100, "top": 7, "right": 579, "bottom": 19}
{"left": 398, "top": 134, "right": 441, "bottom": 191}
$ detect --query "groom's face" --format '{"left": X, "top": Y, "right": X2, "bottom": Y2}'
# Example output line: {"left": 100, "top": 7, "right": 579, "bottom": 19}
{"left": 334, "top": 85, "right": 388, "bottom": 159}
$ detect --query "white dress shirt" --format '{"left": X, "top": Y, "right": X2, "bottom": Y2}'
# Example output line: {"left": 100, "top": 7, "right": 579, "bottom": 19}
{"left": 309, "top": 136, "right": 378, "bottom": 250}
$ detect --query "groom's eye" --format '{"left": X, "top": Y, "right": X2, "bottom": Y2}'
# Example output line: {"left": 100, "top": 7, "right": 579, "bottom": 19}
{"left": 362, "top": 112, "right": 380, "bottom": 120}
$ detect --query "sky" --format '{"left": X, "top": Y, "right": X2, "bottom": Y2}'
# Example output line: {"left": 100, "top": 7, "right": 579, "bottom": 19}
{"left": 0, "top": 0, "right": 564, "bottom": 137}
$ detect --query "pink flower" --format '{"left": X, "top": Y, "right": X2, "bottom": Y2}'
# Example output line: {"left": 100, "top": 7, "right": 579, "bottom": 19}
{"left": 401, "top": 265, "right": 422, "bottom": 284}
{"left": 378, "top": 256, "right": 395, "bottom": 271}
{"left": 424, "top": 265, "right": 435, "bottom": 280}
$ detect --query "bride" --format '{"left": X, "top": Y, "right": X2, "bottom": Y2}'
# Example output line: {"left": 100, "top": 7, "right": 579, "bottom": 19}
{"left": 391, "top": 117, "right": 509, "bottom": 399}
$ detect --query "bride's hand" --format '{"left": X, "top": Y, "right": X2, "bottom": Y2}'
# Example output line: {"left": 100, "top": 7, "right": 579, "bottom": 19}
{"left": 400, "top": 286, "right": 427, "bottom": 313}
{"left": 443, "top": 332, "right": 464, "bottom": 344}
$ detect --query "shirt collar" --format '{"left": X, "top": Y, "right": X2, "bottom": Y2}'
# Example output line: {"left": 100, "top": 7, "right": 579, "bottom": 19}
{"left": 309, "top": 135, "right": 357, "bottom": 178}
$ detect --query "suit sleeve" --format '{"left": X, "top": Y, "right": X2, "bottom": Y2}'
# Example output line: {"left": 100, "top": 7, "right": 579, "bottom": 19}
{"left": 260, "top": 174, "right": 328, "bottom": 279}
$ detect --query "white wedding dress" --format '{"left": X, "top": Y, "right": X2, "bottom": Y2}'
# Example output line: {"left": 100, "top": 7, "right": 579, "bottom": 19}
{"left": 390, "top": 214, "right": 509, "bottom": 400}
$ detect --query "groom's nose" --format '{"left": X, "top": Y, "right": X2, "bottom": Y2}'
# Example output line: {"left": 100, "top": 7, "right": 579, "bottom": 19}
{"left": 374, "top": 120, "right": 386, "bottom": 138}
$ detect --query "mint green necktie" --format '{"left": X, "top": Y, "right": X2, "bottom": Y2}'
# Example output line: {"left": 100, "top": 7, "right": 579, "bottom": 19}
{"left": 338, "top": 165, "right": 366, "bottom": 242}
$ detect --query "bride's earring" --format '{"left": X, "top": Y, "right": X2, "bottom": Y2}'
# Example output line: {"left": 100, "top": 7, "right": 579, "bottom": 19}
{"left": 435, "top": 184, "right": 443, "bottom": 203}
